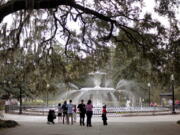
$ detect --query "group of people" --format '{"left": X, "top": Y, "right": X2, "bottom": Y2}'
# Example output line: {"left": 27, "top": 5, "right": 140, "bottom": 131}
{"left": 47, "top": 99, "right": 108, "bottom": 126}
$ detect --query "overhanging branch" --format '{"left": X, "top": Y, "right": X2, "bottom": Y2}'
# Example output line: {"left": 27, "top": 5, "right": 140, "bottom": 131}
{"left": 0, "top": 0, "right": 144, "bottom": 49}
{"left": 0, "top": 0, "right": 75, "bottom": 22}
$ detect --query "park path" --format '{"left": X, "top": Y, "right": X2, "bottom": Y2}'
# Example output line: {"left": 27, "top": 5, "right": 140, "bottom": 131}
{"left": 0, "top": 114, "right": 180, "bottom": 135}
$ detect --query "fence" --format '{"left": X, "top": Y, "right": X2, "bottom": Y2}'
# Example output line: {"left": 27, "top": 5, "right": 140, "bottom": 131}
{"left": 4, "top": 104, "right": 171, "bottom": 116}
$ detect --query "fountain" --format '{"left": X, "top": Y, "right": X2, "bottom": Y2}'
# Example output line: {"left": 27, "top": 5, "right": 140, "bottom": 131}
{"left": 58, "top": 71, "right": 121, "bottom": 107}
{"left": 8, "top": 71, "right": 169, "bottom": 115}
{"left": 56, "top": 72, "right": 169, "bottom": 115}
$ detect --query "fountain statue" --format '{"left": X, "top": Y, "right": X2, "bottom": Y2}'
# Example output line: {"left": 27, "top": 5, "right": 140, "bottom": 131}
{"left": 126, "top": 100, "right": 131, "bottom": 108}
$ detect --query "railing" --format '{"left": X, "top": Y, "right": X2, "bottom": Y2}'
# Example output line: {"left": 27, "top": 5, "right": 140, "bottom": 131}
{"left": 4, "top": 105, "right": 171, "bottom": 116}
{"left": 4, "top": 104, "right": 57, "bottom": 115}
{"left": 92, "top": 106, "right": 170, "bottom": 115}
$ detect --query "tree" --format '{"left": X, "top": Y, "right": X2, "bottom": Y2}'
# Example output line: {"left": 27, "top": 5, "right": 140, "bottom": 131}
{"left": 0, "top": 0, "right": 178, "bottom": 55}
{"left": 0, "top": 0, "right": 179, "bottom": 96}
{"left": 111, "top": 26, "right": 180, "bottom": 102}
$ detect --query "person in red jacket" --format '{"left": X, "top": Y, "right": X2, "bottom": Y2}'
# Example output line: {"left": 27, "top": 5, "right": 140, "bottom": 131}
{"left": 102, "top": 105, "right": 107, "bottom": 125}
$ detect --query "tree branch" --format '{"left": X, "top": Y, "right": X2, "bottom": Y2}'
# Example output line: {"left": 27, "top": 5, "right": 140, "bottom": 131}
{"left": 0, "top": 0, "right": 75, "bottom": 22}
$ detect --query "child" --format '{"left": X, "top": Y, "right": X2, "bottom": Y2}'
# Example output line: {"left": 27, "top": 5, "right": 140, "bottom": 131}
{"left": 102, "top": 105, "right": 108, "bottom": 126}
{"left": 47, "top": 109, "right": 56, "bottom": 124}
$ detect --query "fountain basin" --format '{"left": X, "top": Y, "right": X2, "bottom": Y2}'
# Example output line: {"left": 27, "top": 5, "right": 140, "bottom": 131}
{"left": 79, "top": 87, "right": 115, "bottom": 91}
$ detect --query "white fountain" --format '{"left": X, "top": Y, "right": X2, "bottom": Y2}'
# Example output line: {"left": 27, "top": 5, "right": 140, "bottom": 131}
{"left": 75, "top": 71, "right": 118, "bottom": 107}
{"left": 21, "top": 72, "right": 170, "bottom": 115}
{"left": 58, "top": 71, "right": 121, "bottom": 107}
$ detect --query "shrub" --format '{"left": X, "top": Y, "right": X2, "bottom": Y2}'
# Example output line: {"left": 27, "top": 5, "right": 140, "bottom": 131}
{"left": 177, "top": 120, "right": 180, "bottom": 125}
{"left": 0, "top": 119, "right": 18, "bottom": 128}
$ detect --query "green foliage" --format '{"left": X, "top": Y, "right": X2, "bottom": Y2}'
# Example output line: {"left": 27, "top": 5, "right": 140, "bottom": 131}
{"left": 112, "top": 30, "right": 152, "bottom": 83}
{"left": 111, "top": 28, "right": 180, "bottom": 102}
{"left": 23, "top": 99, "right": 44, "bottom": 105}
{"left": 0, "top": 106, "right": 3, "bottom": 111}
{"left": 0, "top": 0, "right": 179, "bottom": 102}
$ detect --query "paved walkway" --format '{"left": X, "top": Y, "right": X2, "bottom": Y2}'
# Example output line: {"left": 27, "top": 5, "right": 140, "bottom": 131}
{"left": 0, "top": 114, "right": 180, "bottom": 135}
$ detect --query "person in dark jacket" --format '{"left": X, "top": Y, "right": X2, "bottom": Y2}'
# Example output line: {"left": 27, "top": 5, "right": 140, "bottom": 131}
{"left": 62, "top": 100, "right": 68, "bottom": 124}
{"left": 77, "top": 99, "right": 86, "bottom": 126}
{"left": 47, "top": 109, "right": 56, "bottom": 124}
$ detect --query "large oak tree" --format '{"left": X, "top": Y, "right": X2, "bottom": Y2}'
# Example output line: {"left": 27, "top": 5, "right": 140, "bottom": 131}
{"left": 0, "top": 0, "right": 179, "bottom": 96}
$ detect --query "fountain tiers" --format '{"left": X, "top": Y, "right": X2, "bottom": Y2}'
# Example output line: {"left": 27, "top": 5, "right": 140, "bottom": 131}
{"left": 60, "top": 71, "right": 119, "bottom": 107}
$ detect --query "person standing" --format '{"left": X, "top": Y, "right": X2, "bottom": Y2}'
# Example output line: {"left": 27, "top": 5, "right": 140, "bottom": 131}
{"left": 102, "top": 105, "right": 108, "bottom": 125}
{"left": 67, "top": 99, "right": 74, "bottom": 125}
{"left": 86, "top": 99, "right": 93, "bottom": 127}
{"left": 77, "top": 99, "right": 86, "bottom": 126}
{"left": 62, "top": 101, "right": 68, "bottom": 124}
{"left": 57, "top": 103, "right": 62, "bottom": 123}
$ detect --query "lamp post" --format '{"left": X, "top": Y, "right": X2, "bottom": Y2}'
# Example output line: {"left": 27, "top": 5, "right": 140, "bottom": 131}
{"left": 19, "top": 85, "right": 22, "bottom": 114}
{"left": 171, "top": 74, "right": 176, "bottom": 114}
{"left": 147, "top": 83, "right": 151, "bottom": 107}
{"left": 46, "top": 84, "right": 50, "bottom": 107}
